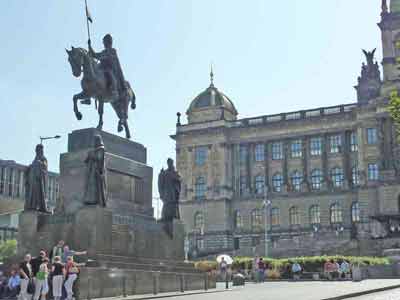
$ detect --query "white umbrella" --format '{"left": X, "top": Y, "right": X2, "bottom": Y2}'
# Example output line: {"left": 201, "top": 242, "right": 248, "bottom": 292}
{"left": 216, "top": 254, "right": 233, "bottom": 265}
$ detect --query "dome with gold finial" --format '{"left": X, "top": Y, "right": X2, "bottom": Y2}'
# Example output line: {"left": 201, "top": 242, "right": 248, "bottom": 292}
{"left": 186, "top": 67, "right": 238, "bottom": 124}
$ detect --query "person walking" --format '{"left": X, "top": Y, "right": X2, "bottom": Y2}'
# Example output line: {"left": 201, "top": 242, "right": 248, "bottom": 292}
{"left": 51, "top": 256, "right": 65, "bottom": 300}
{"left": 219, "top": 257, "right": 228, "bottom": 282}
{"left": 33, "top": 257, "right": 49, "bottom": 300}
{"left": 258, "top": 258, "right": 266, "bottom": 282}
{"left": 19, "top": 254, "right": 32, "bottom": 300}
{"left": 64, "top": 256, "right": 79, "bottom": 300}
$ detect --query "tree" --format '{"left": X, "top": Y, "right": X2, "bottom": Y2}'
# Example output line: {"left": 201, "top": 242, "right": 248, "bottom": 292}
{"left": 0, "top": 240, "right": 17, "bottom": 261}
{"left": 389, "top": 90, "right": 400, "bottom": 135}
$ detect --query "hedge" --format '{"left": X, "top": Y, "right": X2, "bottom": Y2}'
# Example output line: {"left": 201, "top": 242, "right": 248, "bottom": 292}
{"left": 194, "top": 255, "right": 390, "bottom": 273}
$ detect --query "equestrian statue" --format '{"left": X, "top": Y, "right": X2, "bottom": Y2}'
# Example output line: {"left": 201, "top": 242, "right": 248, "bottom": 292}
{"left": 66, "top": 34, "right": 136, "bottom": 139}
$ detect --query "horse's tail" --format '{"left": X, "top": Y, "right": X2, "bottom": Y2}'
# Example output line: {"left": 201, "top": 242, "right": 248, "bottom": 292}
{"left": 95, "top": 99, "right": 98, "bottom": 110}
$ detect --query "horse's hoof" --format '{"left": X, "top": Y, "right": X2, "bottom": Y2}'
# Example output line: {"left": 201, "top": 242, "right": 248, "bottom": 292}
{"left": 131, "top": 103, "right": 136, "bottom": 110}
{"left": 117, "top": 125, "right": 123, "bottom": 132}
{"left": 126, "top": 133, "right": 131, "bottom": 139}
{"left": 76, "top": 112, "right": 83, "bottom": 120}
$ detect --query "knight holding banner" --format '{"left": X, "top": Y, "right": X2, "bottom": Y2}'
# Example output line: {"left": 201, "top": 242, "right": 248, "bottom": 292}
{"left": 89, "top": 34, "right": 127, "bottom": 98}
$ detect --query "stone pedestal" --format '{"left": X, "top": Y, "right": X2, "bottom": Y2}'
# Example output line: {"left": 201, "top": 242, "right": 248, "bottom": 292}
{"left": 59, "top": 128, "right": 153, "bottom": 216}
{"left": 18, "top": 211, "right": 40, "bottom": 255}
{"left": 74, "top": 206, "right": 113, "bottom": 256}
{"left": 16, "top": 128, "right": 211, "bottom": 298}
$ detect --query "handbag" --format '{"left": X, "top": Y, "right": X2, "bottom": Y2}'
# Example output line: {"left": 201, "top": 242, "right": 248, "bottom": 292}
{"left": 27, "top": 278, "right": 35, "bottom": 294}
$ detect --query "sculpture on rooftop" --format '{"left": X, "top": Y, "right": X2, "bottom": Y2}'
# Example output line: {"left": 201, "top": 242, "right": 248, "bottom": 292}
{"left": 355, "top": 48, "right": 382, "bottom": 103}
{"left": 66, "top": 34, "right": 136, "bottom": 139}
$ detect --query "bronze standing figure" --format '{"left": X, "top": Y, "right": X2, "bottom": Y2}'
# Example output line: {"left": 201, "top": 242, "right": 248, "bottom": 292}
{"left": 84, "top": 135, "right": 107, "bottom": 206}
{"left": 25, "top": 144, "right": 49, "bottom": 213}
{"left": 158, "top": 158, "right": 181, "bottom": 238}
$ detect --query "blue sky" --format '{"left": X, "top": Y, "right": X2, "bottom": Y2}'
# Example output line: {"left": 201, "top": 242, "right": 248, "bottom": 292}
{"left": 0, "top": 1, "right": 382, "bottom": 209}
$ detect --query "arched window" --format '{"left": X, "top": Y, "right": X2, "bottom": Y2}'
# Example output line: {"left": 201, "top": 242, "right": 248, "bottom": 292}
{"left": 272, "top": 173, "right": 283, "bottom": 192}
{"left": 234, "top": 210, "right": 242, "bottom": 229}
{"left": 195, "top": 177, "right": 207, "bottom": 199}
{"left": 255, "top": 175, "right": 265, "bottom": 195}
{"left": 331, "top": 167, "right": 344, "bottom": 188}
{"left": 289, "top": 206, "right": 300, "bottom": 226}
{"left": 330, "top": 203, "right": 343, "bottom": 224}
{"left": 251, "top": 209, "right": 263, "bottom": 230}
{"left": 352, "top": 166, "right": 359, "bottom": 186}
{"left": 311, "top": 169, "right": 323, "bottom": 190}
{"left": 309, "top": 205, "right": 320, "bottom": 224}
{"left": 351, "top": 202, "right": 360, "bottom": 223}
{"left": 271, "top": 207, "right": 280, "bottom": 226}
{"left": 290, "top": 171, "right": 302, "bottom": 192}
{"left": 194, "top": 212, "right": 204, "bottom": 230}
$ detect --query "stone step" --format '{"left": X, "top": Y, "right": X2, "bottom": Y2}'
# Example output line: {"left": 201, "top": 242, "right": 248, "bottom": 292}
{"left": 95, "top": 254, "right": 195, "bottom": 269}
{"left": 92, "top": 260, "right": 202, "bottom": 274}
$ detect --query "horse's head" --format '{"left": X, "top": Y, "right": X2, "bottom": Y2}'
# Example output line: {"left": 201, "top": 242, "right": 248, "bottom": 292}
{"left": 66, "top": 46, "right": 84, "bottom": 77}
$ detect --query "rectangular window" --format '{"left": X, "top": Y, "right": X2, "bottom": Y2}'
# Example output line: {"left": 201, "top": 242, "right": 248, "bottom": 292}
{"left": 254, "top": 144, "right": 265, "bottom": 162}
{"left": 329, "top": 135, "right": 342, "bottom": 153}
{"left": 367, "top": 128, "right": 377, "bottom": 145}
{"left": 8, "top": 168, "right": 14, "bottom": 197}
{"left": 239, "top": 145, "right": 248, "bottom": 163}
{"left": 350, "top": 131, "right": 358, "bottom": 152}
{"left": 239, "top": 176, "right": 248, "bottom": 195}
{"left": 271, "top": 208, "right": 280, "bottom": 226}
{"left": 251, "top": 236, "right": 260, "bottom": 246}
{"left": 310, "top": 137, "right": 322, "bottom": 156}
{"left": 291, "top": 140, "right": 302, "bottom": 158}
{"left": 234, "top": 238, "right": 240, "bottom": 250}
{"left": 272, "top": 142, "right": 283, "bottom": 160}
{"left": 195, "top": 146, "right": 208, "bottom": 166}
{"left": 0, "top": 167, "right": 6, "bottom": 194}
{"left": 196, "top": 239, "right": 204, "bottom": 250}
{"left": 368, "top": 163, "right": 379, "bottom": 181}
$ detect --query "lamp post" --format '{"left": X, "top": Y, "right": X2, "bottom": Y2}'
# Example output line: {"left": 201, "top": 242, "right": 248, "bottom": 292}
{"left": 40, "top": 135, "right": 61, "bottom": 144}
{"left": 263, "top": 186, "right": 271, "bottom": 257}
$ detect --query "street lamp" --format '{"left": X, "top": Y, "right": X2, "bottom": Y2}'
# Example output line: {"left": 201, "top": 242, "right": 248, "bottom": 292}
{"left": 40, "top": 135, "right": 61, "bottom": 144}
{"left": 263, "top": 186, "right": 271, "bottom": 257}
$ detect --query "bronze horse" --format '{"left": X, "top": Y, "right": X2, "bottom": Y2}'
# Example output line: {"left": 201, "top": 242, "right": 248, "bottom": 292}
{"left": 66, "top": 47, "right": 135, "bottom": 139}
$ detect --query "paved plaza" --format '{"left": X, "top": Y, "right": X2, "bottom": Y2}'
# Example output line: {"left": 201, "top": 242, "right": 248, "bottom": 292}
{"left": 117, "top": 280, "right": 400, "bottom": 300}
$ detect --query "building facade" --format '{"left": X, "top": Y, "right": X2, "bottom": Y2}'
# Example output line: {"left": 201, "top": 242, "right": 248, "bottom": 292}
{"left": 0, "top": 159, "right": 59, "bottom": 234}
{"left": 173, "top": 1, "right": 400, "bottom": 258}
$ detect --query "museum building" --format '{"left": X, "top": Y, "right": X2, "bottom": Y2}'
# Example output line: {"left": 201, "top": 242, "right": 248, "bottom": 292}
{"left": 172, "top": 0, "right": 400, "bottom": 257}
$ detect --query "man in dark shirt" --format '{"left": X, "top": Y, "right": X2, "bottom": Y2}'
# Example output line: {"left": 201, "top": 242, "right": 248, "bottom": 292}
{"left": 19, "top": 254, "right": 32, "bottom": 300}
{"left": 30, "top": 250, "right": 46, "bottom": 277}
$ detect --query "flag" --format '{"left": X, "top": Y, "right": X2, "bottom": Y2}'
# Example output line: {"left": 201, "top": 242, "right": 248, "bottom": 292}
{"left": 86, "top": 6, "right": 93, "bottom": 23}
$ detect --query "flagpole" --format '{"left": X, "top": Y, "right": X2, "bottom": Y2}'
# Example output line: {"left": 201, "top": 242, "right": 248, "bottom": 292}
{"left": 85, "top": 0, "right": 91, "bottom": 47}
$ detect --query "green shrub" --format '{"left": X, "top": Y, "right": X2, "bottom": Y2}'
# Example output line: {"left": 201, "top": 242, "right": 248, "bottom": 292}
{"left": 0, "top": 240, "right": 17, "bottom": 261}
{"left": 195, "top": 255, "right": 390, "bottom": 275}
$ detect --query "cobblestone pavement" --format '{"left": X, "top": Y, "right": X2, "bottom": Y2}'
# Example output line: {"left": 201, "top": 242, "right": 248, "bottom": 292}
{"left": 143, "top": 280, "right": 400, "bottom": 300}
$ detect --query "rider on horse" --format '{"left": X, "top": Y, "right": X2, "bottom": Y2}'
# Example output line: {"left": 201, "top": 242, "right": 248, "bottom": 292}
{"left": 89, "top": 34, "right": 127, "bottom": 98}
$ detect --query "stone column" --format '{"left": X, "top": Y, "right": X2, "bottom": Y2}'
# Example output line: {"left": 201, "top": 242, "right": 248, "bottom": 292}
{"left": 302, "top": 136, "right": 310, "bottom": 192}
{"left": 283, "top": 140, "right": 289, "bottom": 192}
{"left": 247, "top": 143, "right": 253, "bottom": 195}
{"left": 264, "top": 142, "right": 270, "bottom": 192}
{"left": 322, "top": 133, "right": 330, "bottom": 189}
{"left": 343, "top": 130, "right": 351, "bottom": 189}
